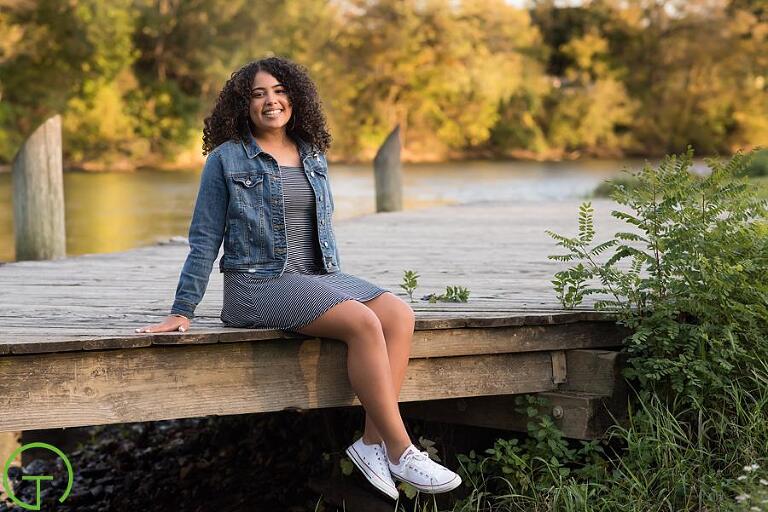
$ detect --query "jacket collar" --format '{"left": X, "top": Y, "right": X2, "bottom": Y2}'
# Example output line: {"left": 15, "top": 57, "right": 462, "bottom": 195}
{"left": 242, "top": 131, "right": 315, "bottom": 161}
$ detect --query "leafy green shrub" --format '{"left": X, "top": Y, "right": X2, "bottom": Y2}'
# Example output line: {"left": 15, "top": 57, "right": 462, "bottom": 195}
{"left": 503, "top": 147, "right": 768, "bottom": 512}
{"left": 548, "top": 147, "right": 768, "bottom": 410}
{"left": 456, "top": 395, "right": 607, "bottom": 511}
{"left": 432, "top": 148, "right": 768, "bottom": 512}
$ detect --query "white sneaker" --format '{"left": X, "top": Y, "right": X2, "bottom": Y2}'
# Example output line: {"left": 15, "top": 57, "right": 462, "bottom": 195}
{"left": 345, "top": 438, "right": 399, "bottom": 500}
{"left": 387, "top": 444, "right": 462, "bottom": 494}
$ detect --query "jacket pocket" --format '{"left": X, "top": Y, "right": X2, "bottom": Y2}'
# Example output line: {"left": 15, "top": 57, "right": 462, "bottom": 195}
{"left": 231, "top": 173, "right": 263, "bottom": 190}
{"left": 231, "top": 173, "right": 265, "bottom": 206}
{"left": 230, "top": 172, "right": 267, "bottom": 261}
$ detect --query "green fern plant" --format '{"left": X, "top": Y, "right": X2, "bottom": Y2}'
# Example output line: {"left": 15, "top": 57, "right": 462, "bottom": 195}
{"left": 547, "top": 202, "right": 621, "bottom": 309}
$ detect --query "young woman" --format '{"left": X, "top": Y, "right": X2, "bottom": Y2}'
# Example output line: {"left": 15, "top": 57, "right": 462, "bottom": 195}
{"left": 135, "top": 57, "right": 461, "bottom": 500}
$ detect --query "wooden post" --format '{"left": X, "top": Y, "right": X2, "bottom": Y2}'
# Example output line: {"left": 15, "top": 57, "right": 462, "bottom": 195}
{"left": 373, "top": 124, "right": 402, "bottom": 212}
{"left": 12, "top": 115, "right": 66, "bottom": 261}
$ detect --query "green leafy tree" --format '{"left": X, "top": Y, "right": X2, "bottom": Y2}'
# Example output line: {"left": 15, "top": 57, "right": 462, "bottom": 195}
{"left": 324, "top": 0, "right": 543, "bottom": 160}
{"left": 602, "top": 0, "right": 768, "bottom": 155}
{"left": 2, "top": 0, "right": 766, "bottom": 166}
{"left": 0, "top": 0, "right": 136, "bottom": 162}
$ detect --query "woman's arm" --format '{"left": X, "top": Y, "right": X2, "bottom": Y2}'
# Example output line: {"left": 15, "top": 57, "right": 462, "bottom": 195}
{"left": 136, "top": 151, "right": 228, "bottom": 333}
{"left": 171, "top": 150, "right": 228, "bottom": 318}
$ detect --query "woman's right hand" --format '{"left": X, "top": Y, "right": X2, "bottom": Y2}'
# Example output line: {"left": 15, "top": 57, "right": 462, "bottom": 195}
{"left": 135, "top": 315, "right": 190, "bottom": 334}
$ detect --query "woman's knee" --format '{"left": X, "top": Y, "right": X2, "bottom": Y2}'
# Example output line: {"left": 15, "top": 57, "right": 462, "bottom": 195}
{"left": 395, "top": 302, "right": 415, "bottom": 355}
{"left": 344, "top": 305, "right": 385, "bottom": 344}
{"left": 382, "top": 294, "right": 416, "bottom": 337}
{"left": 399, "top": 299, "right": 416, "bottom": 333}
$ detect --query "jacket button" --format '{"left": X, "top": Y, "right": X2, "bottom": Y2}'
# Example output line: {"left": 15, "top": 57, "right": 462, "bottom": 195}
{"left": 310, "top": 171, "right": 315, "bottom": 177}
{"left": 319, "top": 196, "right": 323, "bottom": 202}
{"left": 245, "top": 179, "right": 252, "bottom": 185}
{"left": 320, "top": 219, "right": 325, "bottom": 225}
{"left": 323, "top": 241, "right": 329, "bottom": 247}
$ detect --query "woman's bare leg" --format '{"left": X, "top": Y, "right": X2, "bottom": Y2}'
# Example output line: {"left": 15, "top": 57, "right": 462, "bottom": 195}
{"left": 293, "top": 298, "right": 413, "bottom": 461}
{"left": 359, "top": 293, "right": 415, "bottom": 456}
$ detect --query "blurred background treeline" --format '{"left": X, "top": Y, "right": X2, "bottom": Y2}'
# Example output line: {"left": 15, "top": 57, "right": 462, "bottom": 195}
{"left": 0, "top": 0, "right": 766, "bottom": 169}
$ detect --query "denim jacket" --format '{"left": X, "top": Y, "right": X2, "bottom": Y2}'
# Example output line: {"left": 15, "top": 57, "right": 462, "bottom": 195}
{"left": 170, "top": 134, "right": 341, "bottom": 318}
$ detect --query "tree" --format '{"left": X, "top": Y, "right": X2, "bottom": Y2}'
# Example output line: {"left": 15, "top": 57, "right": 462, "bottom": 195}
{"left": 324, "top": 0, "right": 544, "bottom": 160}
{"left": 0, "top": 0, "right": 136, "bottom": 162}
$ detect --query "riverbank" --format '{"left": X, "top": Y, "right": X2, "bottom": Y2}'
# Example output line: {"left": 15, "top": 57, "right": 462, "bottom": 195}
{"left": 0, "top": 148, "right": 755, "bottom": 174}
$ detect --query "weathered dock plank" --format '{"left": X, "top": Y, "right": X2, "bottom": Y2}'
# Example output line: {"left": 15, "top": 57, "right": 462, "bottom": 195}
{"left": 0, "top": 341, "right": 558, "bottom": 431}
{"left": 0, "top": 199, "right": 625, "bottom": 348}
{"left": 0, "top": 200, "right": 630, "bottom": 434}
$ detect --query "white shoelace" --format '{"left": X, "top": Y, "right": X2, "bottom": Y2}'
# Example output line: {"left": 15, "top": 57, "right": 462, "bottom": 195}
{"left": 402, "top": 448, "right": 435, "bottom": 471}
{"left": 372, "top": 445, "right": 388, "bottom": 470}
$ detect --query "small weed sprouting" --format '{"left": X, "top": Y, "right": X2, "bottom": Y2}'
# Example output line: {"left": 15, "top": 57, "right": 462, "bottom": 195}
{"left": 400, "top": 270, "right": 420, "bottom": 302}
{"left": 422, "top": 285, "right": 470, "bottom": 303}
{"left": 417, "top": 435, "right": 441, "bottom": 462}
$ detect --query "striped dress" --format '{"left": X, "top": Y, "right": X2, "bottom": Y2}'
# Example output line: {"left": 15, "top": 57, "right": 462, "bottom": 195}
{"left": 220, "top": 163, "right": 389, "bottom": 332}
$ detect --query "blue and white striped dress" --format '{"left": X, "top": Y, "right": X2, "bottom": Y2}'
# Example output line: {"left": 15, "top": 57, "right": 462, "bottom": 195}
{"left": 220, "top": 163, "right": 389, "bottom": 332}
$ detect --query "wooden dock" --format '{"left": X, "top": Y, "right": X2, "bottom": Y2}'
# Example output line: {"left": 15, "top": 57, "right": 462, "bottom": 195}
{"left": 0, "top": 199, "right": 629, "bottom": 439}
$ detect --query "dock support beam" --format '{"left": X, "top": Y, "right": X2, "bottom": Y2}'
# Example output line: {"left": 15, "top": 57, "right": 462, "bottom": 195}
{"left": 401, "top": 349, "right": 628, "bottom": 440}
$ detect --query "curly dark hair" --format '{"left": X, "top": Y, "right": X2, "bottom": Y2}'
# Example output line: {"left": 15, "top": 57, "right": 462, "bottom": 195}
{"left": 202, "top": 56, "right": 332, "bottom": 155}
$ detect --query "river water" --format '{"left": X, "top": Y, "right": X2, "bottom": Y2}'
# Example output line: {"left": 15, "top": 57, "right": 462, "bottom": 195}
{"left": 0, "top": 158, "right": 653, "bottom": 263}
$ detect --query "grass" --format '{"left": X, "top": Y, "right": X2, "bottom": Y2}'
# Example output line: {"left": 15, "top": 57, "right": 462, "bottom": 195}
{"left": 387, "top": 369, "right": 768, "bottom": 511}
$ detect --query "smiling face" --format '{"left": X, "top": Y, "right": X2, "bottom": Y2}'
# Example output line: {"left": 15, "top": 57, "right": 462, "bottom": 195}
{"left": 249, "top": 70, "right": 293, "bottom": 136}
